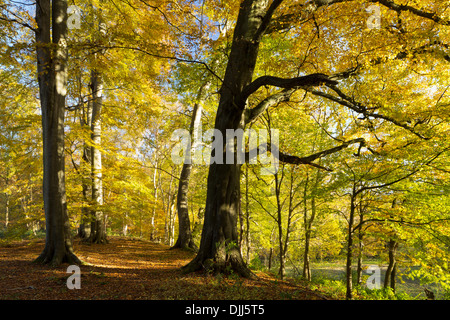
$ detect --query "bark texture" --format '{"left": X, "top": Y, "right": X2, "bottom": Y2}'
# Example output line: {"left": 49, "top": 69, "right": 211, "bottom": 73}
{"left": 35, "top": 0, "right": 81, "bottom": 266}
{"left": 171, "top": 82, "right": 208, "bottom": 251}
{"left": 87, "top": 69, "right": 107, "bottom": 244}
{"left": 182, "top": 0, "right": 275, "bottom": 278}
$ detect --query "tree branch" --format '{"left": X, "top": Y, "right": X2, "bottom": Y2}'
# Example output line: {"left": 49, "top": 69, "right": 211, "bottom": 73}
{"left": 254, "top": 0, "right": 285, "bottom": 41}
{"left": 244, "top": 88, "right": 295, "bottom": 124}
{"left": 265, "top": 0, "right": 353, "bottom": 34}
{"left": 247, "top": 138, "right": 365, "bottom": 171}
{"left": 372, "top": 0, "right": 450, "bottom": 26}
{"left": 353, "top": 217, "right": 450, "bottom": 234}
{"left": 307, "top": 84, "right": 431, "bottom": 140}
{"left": 240, "top": 73, "right": 338, "bottom": 103}
{"left": 276, "top": 138, "right": 365, "bottom": 171}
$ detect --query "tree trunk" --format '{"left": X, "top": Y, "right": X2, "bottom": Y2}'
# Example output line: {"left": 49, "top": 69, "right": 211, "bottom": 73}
{"left": 172, "top": 81, "right": 208, "bottom": 251}
{"left": 356, "top": 210, "right": 364, "bottom": 285}
{"left": 384, "top": 239, "right": 398, "bottom": 291}
{"left": 302, "top": 172, "right": 311, "bottom": 281}
{"left": 356, "top": 236, "right": 363, "bottom": 286}
{"left": 302, "top": 170, "right": 318, "bottom": 282}
{"left": 34, "top": 0, "right": 81, "bottom": 266}
{"left": 182, "top": 0, "right": 272, "bottom": 278}
{"left": 345, "top": 192, "right": 356, "bottom": 299}
{"left": 275, "top": 171, "right": 285, "bottom": 280}
{"left": 78, "top": 96, "right": 92, "bottom": 239}
{"left": 4, "top": 193, "right": 9, "bottom": 231}
{"left": 78, "top": 145, "right": 92, "bottom": 239}
{"left": 245, "top": 164, "right": 251, "bottom": 263}
{"left": 88, "top": 69, "right": 107, "bottom": 244}
{"left": 268, "top": 247, "right": 273, "bottom": 270}
{"left": 150, "top": 153, "right": 159, "bottom": 241}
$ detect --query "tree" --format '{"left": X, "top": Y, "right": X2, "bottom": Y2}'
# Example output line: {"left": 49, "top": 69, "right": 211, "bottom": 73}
{"left": 182, "top": 0, "right": 361, "bottom": 277}
{"left": 34, "top": 0, "right": 81, "bottom": 265}
{"left": 171, "top": 80, "right": 210, "bottom": 251}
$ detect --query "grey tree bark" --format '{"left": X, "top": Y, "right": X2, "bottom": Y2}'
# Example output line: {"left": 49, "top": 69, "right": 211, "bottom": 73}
{"left": 384, "top": 239, "right": 398, "bottom": 292}
{"left": 87, "top": 69, "right": 107, "bottom": 244}
{"left": 345, "top": 189, "right": 356, "bottom": 299}
{"left": 182, "top": 0, "right": 273, "bottom": 277}
{"left": 78, "top": 98, "right": 93, "bottom": 239}
{"left": 172, "top": 81, "right": 209, "bottom": 251}
{"left": 182, "top": 0, "right": 341, "bottom": 277}
{"left": 34, "top": 0, "right": 81, "bottom": 266}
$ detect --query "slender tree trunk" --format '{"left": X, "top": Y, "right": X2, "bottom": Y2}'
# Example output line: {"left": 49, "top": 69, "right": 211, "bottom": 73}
{"left": 302, "top": 172, "right": 311, "bottom": 280}
{"left": 34, "top": 0, "right": 80, "bottom": 266}
{"left": 356, "top": 209, "right": 364, "bottom": 285}
{"left": 88, "top": 69, "right": 107, "bottom": 244}
{"left": 391, "top": 259, "right": 397, "bottom": 293}
{"left": 78, "top": 148, "right": 92, "bottom": 239}
{"left": 150, "top": 153, "right": 159, "bottom": 241}
{"left": 123, "top": 212, "right": 128, "bottom": 236}
{"left": 172, "top": 81, "right": 208, "bottom": 251}
{"left": 182, "top": 0, "right": 272, "bottom": 278}
{"left": 345, "top": 192, "right": 356, "bottom": 299}
{"left": 4, "top": 192, "right": 9, "bottom": 231}
{"left": 302, "top": 168, "right": 319, "bottom": 282}
{"left": 356, "top": 231, "right": 363, "bottom": 286}
{"left": 78, "top": 98, "right": 92, "bottom": 239}
{"left": 245, "top": 164, "right": 251, "bottom": 263}
{"left": 384, "top": 239, "right": 398, "bottom": 291}
{"left": 268, "top": 247, "right": 273, "bottom": 270}
{"left": 274, "top": 171, "right": 285, "bottom": 279}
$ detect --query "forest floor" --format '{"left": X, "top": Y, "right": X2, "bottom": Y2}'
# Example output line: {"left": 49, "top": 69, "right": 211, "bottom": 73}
{"left": 0, "top": 237, "right": 330, "bottom": 300}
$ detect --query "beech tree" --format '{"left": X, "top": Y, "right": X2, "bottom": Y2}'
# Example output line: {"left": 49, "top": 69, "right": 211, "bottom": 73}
{"left": 34, "top": 0, "right": 81, "bottom": 265}
{"left": 182, "top": 0, "right": 362, "bottom": 277}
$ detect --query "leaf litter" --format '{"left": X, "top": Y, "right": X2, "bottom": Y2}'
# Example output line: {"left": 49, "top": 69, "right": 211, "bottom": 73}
{"left": 0, "top": 237, "right": 330, "bottom": 300}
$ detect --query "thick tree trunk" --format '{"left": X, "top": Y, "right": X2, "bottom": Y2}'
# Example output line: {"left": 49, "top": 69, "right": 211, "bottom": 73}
{"left": 172, "top": 82, "right": 208, "bottom": 251}
{"left": 182, "top": 0, "right": 272, "bottom": 278}
{"left": 35, "top": 0, "right": 80, "bottom": 266}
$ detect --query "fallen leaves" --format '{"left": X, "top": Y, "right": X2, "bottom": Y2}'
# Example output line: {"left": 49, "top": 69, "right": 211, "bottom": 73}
{"left": 0, "top": 237, "right": 330, "bottom": 300}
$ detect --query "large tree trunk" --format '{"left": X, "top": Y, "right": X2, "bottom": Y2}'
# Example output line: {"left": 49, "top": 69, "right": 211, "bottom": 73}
{"left": 172, "top": 81, "right": 208, "bottom": 251}
{"left": 182, "top": 0, "right": 272, "bottom": 278}
{"left": 34, "top": 0, "right": 81, "bottom": 266}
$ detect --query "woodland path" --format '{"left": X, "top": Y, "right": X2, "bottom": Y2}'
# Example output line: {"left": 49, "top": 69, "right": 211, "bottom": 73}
{"left": 0, "top": 237, "right": 329, "bottom": 300}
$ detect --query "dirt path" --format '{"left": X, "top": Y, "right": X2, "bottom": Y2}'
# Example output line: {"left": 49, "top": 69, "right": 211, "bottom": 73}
{"left": 0, "top": 237, "right": 329, "bottom": 300}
